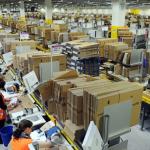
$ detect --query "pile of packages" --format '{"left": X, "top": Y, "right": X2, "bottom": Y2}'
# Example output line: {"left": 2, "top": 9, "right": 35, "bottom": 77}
{"left": 118, "top": 28, "right": 134, "bottom": 47}
{"left": 3, "top": 39, "right": 38, "bottom": 54}
{"left": 97, "top": 38, "right": 118, "bottom": 57}
{"left": 13, "top": 51, "right": 66, "bottom": 79}
{"left": 37, "top": 70, "right": 142, "bottom": 130}
{"left": 104, "top": 42, "right": 129, "bottom": 61}
{"left": 62, "top": 40, "right": 100, "bottom": 75}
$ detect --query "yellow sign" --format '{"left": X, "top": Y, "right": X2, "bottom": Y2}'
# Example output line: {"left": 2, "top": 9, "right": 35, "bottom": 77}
{"left": 45, "top": 19, "right": 53, "bottom": 25}
{"left": 130, "top": 9, "right": 141, "bottom": 15}
{"left": 111, "top": 26, "right": 128, "bottom": 39}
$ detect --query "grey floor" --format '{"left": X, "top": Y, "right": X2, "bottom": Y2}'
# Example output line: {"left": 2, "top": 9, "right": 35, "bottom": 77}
{"left": 122, "top": 124, "right": 150, "bottom": 150}
{"left": 1, "top": 123, "right": 150, "bottom": 150}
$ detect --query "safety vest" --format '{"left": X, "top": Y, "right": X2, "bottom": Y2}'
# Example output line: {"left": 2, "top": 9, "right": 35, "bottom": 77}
{"left": 0, "top": 93, "right": 6, "bottom": 120}
{"left": 11, "top": 138, "right": 32, "bottom": 150}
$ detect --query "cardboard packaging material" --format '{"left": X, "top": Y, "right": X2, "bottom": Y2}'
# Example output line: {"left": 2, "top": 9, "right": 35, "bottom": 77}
{"left": 114, "top": 64, "right": 122, "bottom": 75}
{"left": 83, "top": 81, "right": 143, "bottom": 129}
{"left": 63, "top": 40, "right": 99, "bottom": 74}
{"left": 69, "top": 32, "right": 87, "bottom": 41}
{"left": 97, "top": 38, "right": 118, "bottom": 57}
{"left": 54, "top": 24, "right": 68, "bottom": 32}
{"left": 3, "top": 40, "right": 38, "bottom": 53}
{"left": 48, "top": 100, "right": 57, "bottom": 115}
{"left": 64, "top": 120, "right": 83, "bottom": 141}
{"left": 122, "top": 37, "right": 134, "bottom": 47}
{"left": 104, "top": 42, "right": 128, "bottom": 61}
{"left": 38, "top": 80, "right": 53, "bottom": 102}
{"left": 28, "top": 54, "right": 66, "bottom": 79}
{"left": 122, "top": 66, "right": 140, "bottom": 78}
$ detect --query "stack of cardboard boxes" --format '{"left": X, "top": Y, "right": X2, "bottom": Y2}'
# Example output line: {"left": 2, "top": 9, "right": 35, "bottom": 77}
{"left": 3, "top": 39, "right": 38, "bottom": 54}
{"left": 37, "top": 70, "right": 142, "bottom": 130}
{"left": 97, "top": 38, "right": 118, "bottom": 57}
{"left": 54, "top": 24, "right": 68, "bottom": 33}
{"left": 13, "top": 51, "right": 66, "bottom": 79}
{"left": 83, "top": 81, "right": 143, "bottom": 129}
{"left": 69, "top": 32, "right": 88, "bottom": 41}
{"left": 28, "top": 53, "right": 66, "bottom": 79}
{"left": 104, "top": 42, "right": 129, "bottom": 61}
{"left": 63, "top": 40, "right": 99, "bottom": 73}
{"left": 16, "top": 21, "right": 27, "bottom": 31}
{"left": 118, "top": 28, "right": 134, "bottom": 47}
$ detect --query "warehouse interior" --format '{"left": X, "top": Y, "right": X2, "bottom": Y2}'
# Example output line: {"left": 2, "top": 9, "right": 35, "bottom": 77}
{"left": 0, "top": 0, "right": 150, "bottom": 150}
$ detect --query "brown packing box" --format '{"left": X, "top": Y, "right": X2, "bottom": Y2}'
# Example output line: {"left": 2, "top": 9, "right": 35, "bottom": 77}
{"left": 119, "top": 86, "right": 143, "bottom": 104}
{"left": 51, "top": 31, "right": 60, "bottom": 42}
{"left": 10, "top": 40, "right": 38, "bottom": 51}
{"left": 9, "top": 95, "right": 36, "bottom": 114}
{"left": 28, "top": 54, "right": 66, "bottom": 79}
{"left": 97, "top": 38, "right": 118, "bottom": 57}
{"left": 38, "top": 80, "right": 53, "bottom": 102}
{"left": 83, "top": 81, "right": 143, "bottom": 129}
{"left": 64, "top": 120, "right": 83, "bottom": 141}
{"left": 131, "top": 102, "right": 141, "bottom": 126}
{"left": 122, "top": 66, "right": 139, "bottom": 78}
{"left": 114, "top": 64, "right": 122, "bottom": 75}
{"left": 54, "top": 24, "right": 68, "bottom": 32}
{"left": 48, "top": 100, "right": 57, "bottom": 114}
{"left": 44, "top": 28, "right": 54, "bottom": 40}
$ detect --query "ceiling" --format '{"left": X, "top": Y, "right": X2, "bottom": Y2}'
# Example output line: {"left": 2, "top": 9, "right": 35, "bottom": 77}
{"left": 0, "top": 0, "right": 150, "bottom": 8}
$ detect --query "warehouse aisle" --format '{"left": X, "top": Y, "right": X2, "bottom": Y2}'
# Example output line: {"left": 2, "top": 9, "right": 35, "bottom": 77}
{"left": 122, "top": 123, "right": 150, "bottom": 150}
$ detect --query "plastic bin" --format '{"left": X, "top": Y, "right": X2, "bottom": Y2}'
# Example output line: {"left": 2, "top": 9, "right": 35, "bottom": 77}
{"left": 0, "top": 125, "right": 13, "bottom": 146}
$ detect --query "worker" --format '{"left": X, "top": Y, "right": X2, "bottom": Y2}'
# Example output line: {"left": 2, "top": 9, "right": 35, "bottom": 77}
{"left": 0, "top": 91, "right": 7, "bottom": 144}
{"left": 11, "top": 119, "right": 52, "bottom": 150}
{"left": 0, "top": 74, "right": 20, "bottom": 93}
{"left": 11, "top": 119, "right": 33, "bottom": 150}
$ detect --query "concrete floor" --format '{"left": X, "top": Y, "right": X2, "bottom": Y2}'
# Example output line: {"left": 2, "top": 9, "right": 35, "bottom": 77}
{"left": 1, "top": 123, "right": 150, "bottom": 150}
{"left": 122, "top": 124, "right": 150, "bottom": 150}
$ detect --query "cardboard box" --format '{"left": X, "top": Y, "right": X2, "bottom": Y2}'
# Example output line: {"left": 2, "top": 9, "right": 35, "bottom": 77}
{"left": 48, "top": 100, "right": 57, "bottom": 115}
{"left": 38, "top": 80, "right": 53, "bottom": 102}
{"left": 64, "top": 120, "right": 83, "bottom": 141}
{"left": 97, "top": 38, "right": 118, "bottom": 57}
{"left": 131, "top": 102, "right": 141, "bottom": 126}
{"left": 54, "top": 24, "right": 68, "bottom": 32}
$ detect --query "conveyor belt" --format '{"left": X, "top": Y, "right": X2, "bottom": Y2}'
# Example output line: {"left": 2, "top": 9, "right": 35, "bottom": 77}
{"left": 9, "top": 67, "right": 79, "bottom": 150}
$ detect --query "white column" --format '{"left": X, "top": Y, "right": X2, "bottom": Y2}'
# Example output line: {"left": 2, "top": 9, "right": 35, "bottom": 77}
{"left": 45, "top": 0, "right": 52, "bottom": 20}
{"left": 0, "top": 6, "right": 2, "bottom": 16}
{"left": 112, "top": 0, "right": 126, "bottom": 26}
{"left": 19, "top": 1, "right": 25, "bottom": 18}
{"left": 6, "top": 4, "right": 10, "bottom": 14}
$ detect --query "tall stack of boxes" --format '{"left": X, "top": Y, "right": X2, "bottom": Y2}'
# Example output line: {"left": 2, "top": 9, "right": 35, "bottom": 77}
{"left": 13, "top": 51, "right": 66, "bottom": 79}
{"left": 97, "top": 38, "right": 118, "bottom": 57}
{"left": 37, "top": 70, "right": 142, "bottom": 130}
{"left": 118, "top": 28, "right": 134, "bottom": 47}
{"left": 83, "top": 81, "right": 143, "bottom": 129}
{"left": 63, "top": 40, "right": 100, "bottom": 76}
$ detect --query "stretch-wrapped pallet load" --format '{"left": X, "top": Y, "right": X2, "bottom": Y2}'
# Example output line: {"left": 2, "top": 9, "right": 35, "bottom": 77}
{"left": 62, "top": 40, "right": 100, "bottom": 76}
{"left": 97, "top": 38, "right": 118, "bottom": 57}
